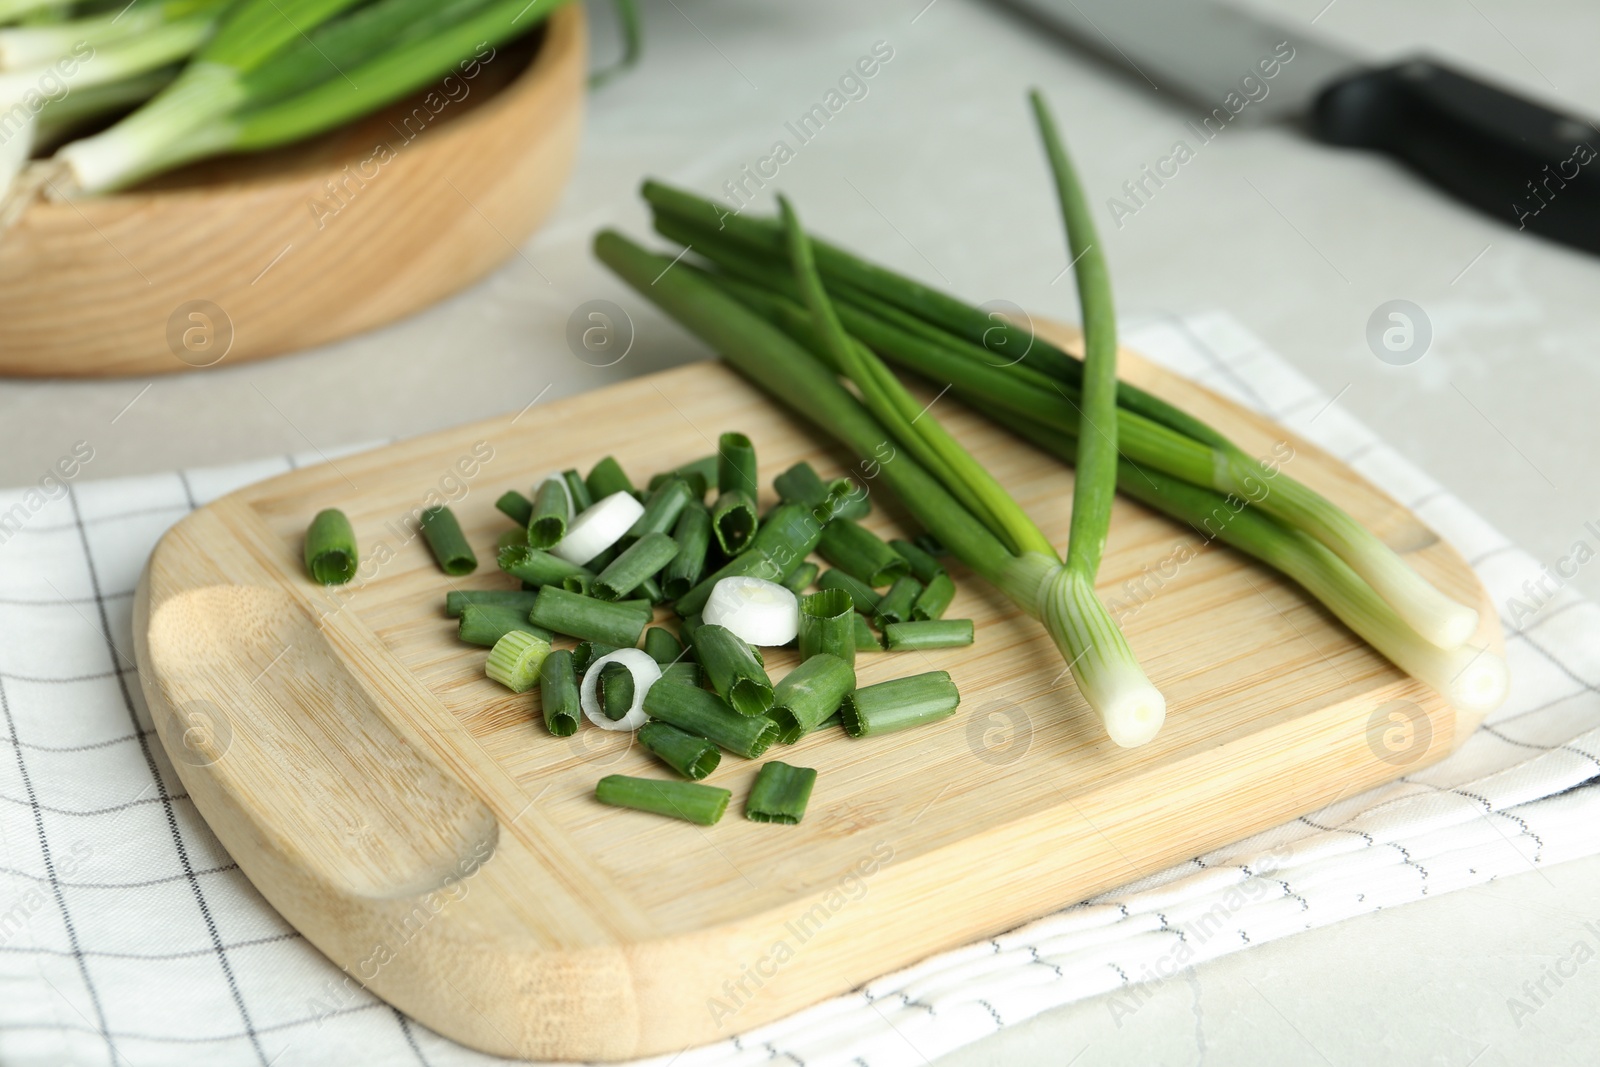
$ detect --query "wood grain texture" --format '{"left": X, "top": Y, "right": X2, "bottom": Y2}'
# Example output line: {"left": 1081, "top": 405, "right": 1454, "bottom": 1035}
{"left": 0, "top": 7, "right": 584, "bottom": 378}
{"left": 133, "top": 333, "right": 1500, "bottom": 1061}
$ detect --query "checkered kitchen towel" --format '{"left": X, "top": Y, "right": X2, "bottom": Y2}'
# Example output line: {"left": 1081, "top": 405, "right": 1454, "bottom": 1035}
{"left": 3, "top": 313, "right": 1598, "bottom": 1067}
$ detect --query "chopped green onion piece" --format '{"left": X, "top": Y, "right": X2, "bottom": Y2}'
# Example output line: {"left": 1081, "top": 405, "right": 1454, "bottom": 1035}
{"left": 745, "top": 761, "right": 817, "bottom": 824}
{"left": 638, "top": 721, "right": 720, "bottom": 780}
{"left": 677, "top": 612, "right": 703, "bottom": 646}
{"left": 882, "top": 619, "right": 974, "bottom": 651}
{"left": 457, "top": 605, "right": 548, "bottom": 648}
{"left": 562, "top": 469, "right": 593, "bottom": 512}
{"left": 661, "top": 501, "right": 712, "bottom": 601}
{"left": 818, "top": 568, "right": 880, "bottom": 614}
{"left": 498, "top": 529, "right": 527, "bottom": 556}
{"left": 445, "top": 589, "right": 540, "bottom": 618}
{"left": 418, "top": 505, "right": 477, "bottom": 576}
{"left": 773, "top": 461, "right": 829, "bottom": 508}
{"left": 677, "top": 455, "right": 719, "bottom": 497}
{"left": 781, "top": 561, "right": 819, "bottom": 594}
{"left": 642, "top": 680, "right": 778, "bottom": 758}
{"left": 528, "top": 478, "right": 570, "bottom": 550}
{"left": 912, "top": 572, "right": 957, "bottom": 621}
{"left": 597, "top": 661, "right": 636, "bottom": 721}
{"left": 304, "top": 508, "right": 357, "bottom": 585}
{"left": 717, "top": 431, "right": 758, "bottom": 494}
{"left": 873, "top": 575, "right": 923, "bottom": 627}
{"left": 818, "top": 518, "right": 907, "bottom": 587}
{"left": 711, "top": 489, "right": 758, "bottom": 555}
{"left": 889, "top": 539, "right": 945, "bottom": 583}
{"left": 495, "top": 490, "right": 533, "bottom": 526}
{"left": 770, "top": 653, "right": 855, "bottom": 743}
{"left": 854, "top": 612, "right": 883, "bottom": 651}
{"left": 642, "top": 626, "right": 686, "bottom": 665}
{"left": 841, "top": 671, "right": 960, "bottom": 737}
{"left": 485, "top": 629, "right": 551, "bottom": 693}
{"left": 593, "top": 532, "right": 679, "bottom": 601}
{"left": 675, "top": 502, "right": 825, "bottom": 615}
{"left": 595, "top": 774, "right": 730, "bottom": 825}
{"left": 538, "top": 649, "right": 580, "bottom": 736}
{"left": 585, "top": 456, "right": 634, "bottom": 501}
{"left": 691, "top": 623, "right": 774, "bottom": 716}
{"left": 660, "top": 660, "right": 703, "bottom": 687}
{"left": 798, "top": 588, "right": 856, "bottom": 665}
{"left": 499, "top": 544, "right": 594, "bottom": 589}
{"left": 571, "top": 641, "right": 620, "bottom": 675}
{"left": 528, "top": 586, "right": 650, "bottom": 648}
{"left": 704, "top": 575, "right": 799, "bottom": 647}
{"left": 824, "top": 479, "right": 871, "bottom": 521}
{"left": 625, "top": 475, "right": 695, "bottom": 545}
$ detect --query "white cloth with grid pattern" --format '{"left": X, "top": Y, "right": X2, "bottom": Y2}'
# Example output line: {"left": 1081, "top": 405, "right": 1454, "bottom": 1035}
{"left": 3, "top": 312, "right": 1597, "bottom": 1067}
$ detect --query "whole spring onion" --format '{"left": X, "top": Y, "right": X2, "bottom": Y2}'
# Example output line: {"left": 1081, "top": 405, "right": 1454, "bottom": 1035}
{"left": 703, "top": 575, "right": 799, "bottom": 647}
{"left": 304, "top": 508, "right": 357, "bottom": 585}
{"left": 578, "top": 647, "right": 659, "bottom": 730}
{"left": 595, "top": 775, "right": 729, "bottom": 826}
{"left": 645, "top": 178, "right": 1482, "bottom": 653}
{"left": 1030, "top": 90, "right": 1165, "bottom": 747}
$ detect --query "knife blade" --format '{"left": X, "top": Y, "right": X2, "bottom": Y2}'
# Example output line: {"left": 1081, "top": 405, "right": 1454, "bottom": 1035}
{"left": 1000, "top": 0, "right": 1600, "bottom": 254}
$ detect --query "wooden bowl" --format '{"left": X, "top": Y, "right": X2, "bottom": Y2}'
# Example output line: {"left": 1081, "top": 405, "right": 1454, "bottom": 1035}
{"left": 0, "top": 6, "right": 585, "bottom": 378}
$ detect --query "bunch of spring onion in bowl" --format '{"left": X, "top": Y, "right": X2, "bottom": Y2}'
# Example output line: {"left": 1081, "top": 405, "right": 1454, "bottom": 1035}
{"left": 587, "top": 90, "right": 1508, "bottom": 750}
{"left": 305, "top": 436, "right": 979, "bottom": 827}
{"left": 0, "top": 0, "right": 600, "bottom": 204}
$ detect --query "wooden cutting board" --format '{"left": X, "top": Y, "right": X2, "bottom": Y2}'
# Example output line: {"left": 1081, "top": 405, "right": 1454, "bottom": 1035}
{"left": 132, "top": 333, "right": 1499, "bottom": 1061}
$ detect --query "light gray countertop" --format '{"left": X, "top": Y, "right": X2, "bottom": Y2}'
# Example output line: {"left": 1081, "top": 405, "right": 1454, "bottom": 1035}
{"left": 4, "top": 1, "right": 1597, "bottom": 1063}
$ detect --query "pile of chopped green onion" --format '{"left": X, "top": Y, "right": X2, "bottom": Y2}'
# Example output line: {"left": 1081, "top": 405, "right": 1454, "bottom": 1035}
{"left": 0, "top": 0, "right": 633, "bottom": 202}
{"left": 304, "top": 434, "right": 981, "bottom": 826}
{"left": 588, "top": 90, "right": 1508, "bottom": 748}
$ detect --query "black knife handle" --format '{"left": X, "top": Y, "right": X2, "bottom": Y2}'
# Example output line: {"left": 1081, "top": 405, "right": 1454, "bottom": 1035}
{"left": 1310, "top": 58, "right": 1600, "bottom": 254}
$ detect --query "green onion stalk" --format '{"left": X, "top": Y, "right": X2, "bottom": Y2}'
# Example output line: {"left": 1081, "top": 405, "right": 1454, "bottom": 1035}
{"left": 636, "top": 177, "right": 1481, "bottom": 653}
{"left": 63, "top": 0, "right": 573, "bottom": 192}
{"left": 1028, "top": 90, "right": 1164, "bottom": 746}
{"left": 0, "top": 1, "right": 224, "bottom": 70}
{"left": 599, "top": 224, "right": 1158, "bottom": 746}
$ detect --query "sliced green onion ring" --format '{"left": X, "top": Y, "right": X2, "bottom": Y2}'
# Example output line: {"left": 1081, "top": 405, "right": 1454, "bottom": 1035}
{"left": 579, "top": 647, "right": 660, "bottom": 731}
